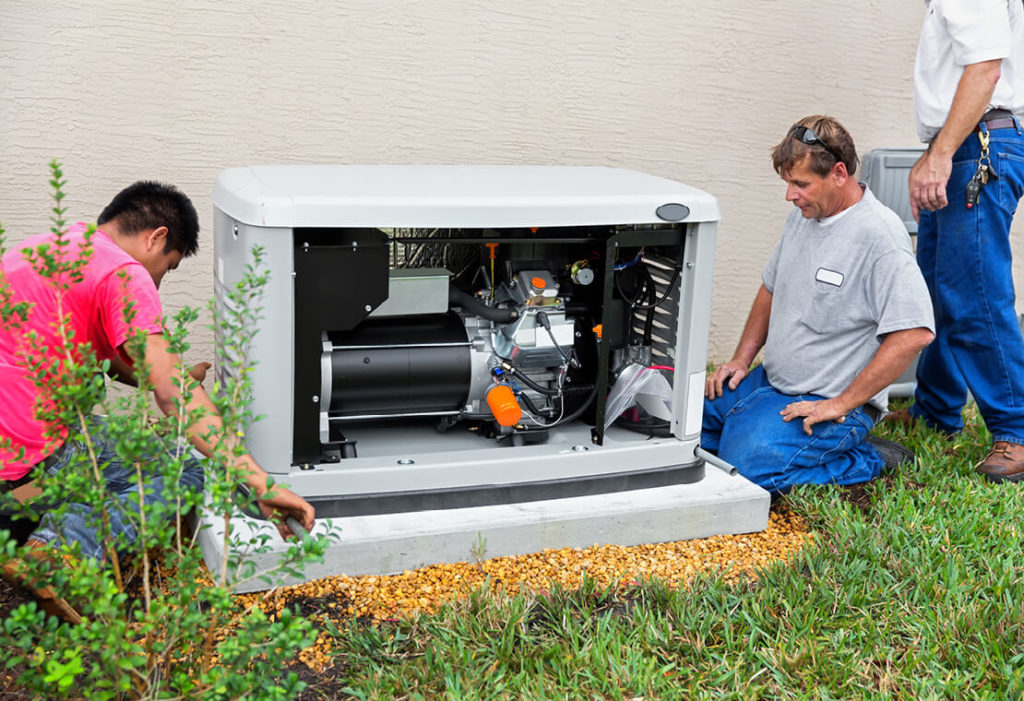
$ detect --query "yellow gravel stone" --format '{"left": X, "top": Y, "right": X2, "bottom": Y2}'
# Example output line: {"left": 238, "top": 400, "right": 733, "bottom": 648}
{"left": 234, "top": 508, "right": 811, "bottom": 671}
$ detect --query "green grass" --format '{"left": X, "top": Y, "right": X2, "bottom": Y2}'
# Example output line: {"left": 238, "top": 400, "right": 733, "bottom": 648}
{"left": 293, "top": 403, "right": 1024, "bottom": 699}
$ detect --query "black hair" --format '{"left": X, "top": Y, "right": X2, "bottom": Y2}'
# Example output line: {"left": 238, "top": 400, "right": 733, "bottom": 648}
{"left": 97, "top": 181, "right": 199, "bottom": 257}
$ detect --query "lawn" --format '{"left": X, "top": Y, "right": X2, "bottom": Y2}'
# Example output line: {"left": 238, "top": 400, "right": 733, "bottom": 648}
{"left": 278, "top": 403, "right": 1024, "bottom": 699}
{"left": 3, "top": 402, "right": 1021, "bottom": 699}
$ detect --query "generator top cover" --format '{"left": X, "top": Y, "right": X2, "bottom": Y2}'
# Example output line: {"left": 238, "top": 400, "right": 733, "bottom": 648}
{"left": 212, "top": 165, "right": 720, "bottom": 229}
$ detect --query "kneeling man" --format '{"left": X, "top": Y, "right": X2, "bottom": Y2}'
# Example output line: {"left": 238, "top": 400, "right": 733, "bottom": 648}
{"left": 703, "top": 115, "right": 935, "bottom": 494}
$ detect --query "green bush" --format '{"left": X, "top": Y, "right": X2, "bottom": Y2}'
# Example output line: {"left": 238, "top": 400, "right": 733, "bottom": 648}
{"left": 0, "top": 161, "right": 330, "bottom": 699}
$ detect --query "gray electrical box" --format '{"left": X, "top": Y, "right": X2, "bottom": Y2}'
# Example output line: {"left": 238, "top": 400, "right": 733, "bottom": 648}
{"left": 861, "top": 147, "right": 925, "bottom": 234}
{"left": 861, "top": 148, "right": 927, "bottom": 398}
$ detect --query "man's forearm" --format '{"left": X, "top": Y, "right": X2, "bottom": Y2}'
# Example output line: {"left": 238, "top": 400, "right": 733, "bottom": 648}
{"left": 930, "top": 59, "right": 1002, "bottom": 157}
{"left": 161, "top": 381, "right": 273, "bottom": 487}
{"left": 141, "top": 333, "right": 271, "bottom": 483}
{"left": 135, "top": 327, "right": 315, "bottom": 535}
{"left": 830, "top": 327, "right": 934, "bottom": 414}
{"left": 731, "top": 284, "right": 772, "bottom": 367}
{"left": 910, "top": 59, "right": 1003, "bottom": 218}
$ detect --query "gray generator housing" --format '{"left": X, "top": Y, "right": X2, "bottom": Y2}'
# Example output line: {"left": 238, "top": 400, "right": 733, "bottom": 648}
{"left": 211, "top": 165, "right": 723, "bottom": 521}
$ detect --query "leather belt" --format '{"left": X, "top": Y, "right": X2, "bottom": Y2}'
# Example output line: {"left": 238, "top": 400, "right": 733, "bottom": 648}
{"left": 862, "top": 404, "right": 881, "bottom": 423}
{"left": 980, "top": 108, "right": 1018, "bottom": 131}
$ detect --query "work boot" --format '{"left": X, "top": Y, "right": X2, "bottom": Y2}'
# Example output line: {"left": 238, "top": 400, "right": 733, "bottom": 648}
{"left": 866, "top": 436, "right": 915, "bottom": 472}
{"left": 977, "top": 441, "right": 1024, "bottom": 483}
{"left": 0, "top": 538, "right": 82, "bottom": 624}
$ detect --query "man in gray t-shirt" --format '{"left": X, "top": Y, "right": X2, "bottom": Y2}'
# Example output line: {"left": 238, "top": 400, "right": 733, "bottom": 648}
{"left": 702, "top": 115, "right": 935, "bottom": 494}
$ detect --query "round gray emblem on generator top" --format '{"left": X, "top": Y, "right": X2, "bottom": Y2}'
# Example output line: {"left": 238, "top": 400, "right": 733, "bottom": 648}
{"left": 655, "top": 203, "right": 690, "bottom": 221}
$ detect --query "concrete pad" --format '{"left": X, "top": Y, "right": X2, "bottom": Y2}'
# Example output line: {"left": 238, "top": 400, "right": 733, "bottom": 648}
{"left": 196, "top": 467, "right": 770, "bottom": 593}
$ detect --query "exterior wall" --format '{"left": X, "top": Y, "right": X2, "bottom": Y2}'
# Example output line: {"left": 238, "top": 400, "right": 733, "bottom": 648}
{"left": 1, "top": 1, "right": 1018, "bottom": 362}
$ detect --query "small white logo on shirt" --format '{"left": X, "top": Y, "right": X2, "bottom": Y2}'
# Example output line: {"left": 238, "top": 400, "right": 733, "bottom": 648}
{"left": 815, "top": 268, "right": 844, "bottom": 287}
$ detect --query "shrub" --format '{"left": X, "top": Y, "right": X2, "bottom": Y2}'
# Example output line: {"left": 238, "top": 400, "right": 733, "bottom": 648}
{"left": 0, "top": 161, "right": 329, "bottom": 699}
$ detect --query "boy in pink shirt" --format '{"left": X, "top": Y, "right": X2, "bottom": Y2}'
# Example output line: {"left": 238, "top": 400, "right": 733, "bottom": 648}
{"left": 0, "top": 182, "right": 314, "bottom": 565}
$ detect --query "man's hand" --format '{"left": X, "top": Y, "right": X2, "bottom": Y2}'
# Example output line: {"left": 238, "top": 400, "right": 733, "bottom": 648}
{"left": 254, "top": 482, "right": 317, "bottom": 539}
{"left": 706, "top": 360, "right": 750, "bottom": 399}
{"left": 909, "top": 149, "right": 952, "bottom": 220}
{"left": 909, "top": 58, "right": 1002, "bottom": 221}
{"left": 780, "top": 398, "right": 849, "bottom": 436}
{"left": 189, "top": 361, "right": 211, "bottom": 385}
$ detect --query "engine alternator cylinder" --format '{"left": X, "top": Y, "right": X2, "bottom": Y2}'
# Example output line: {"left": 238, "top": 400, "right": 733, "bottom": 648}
{"left": 326, "top": 314, "right": 471, "bottom": 418}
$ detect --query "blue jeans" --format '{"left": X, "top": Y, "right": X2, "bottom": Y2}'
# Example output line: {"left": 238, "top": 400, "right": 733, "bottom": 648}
{"left": 912, "top": 123, "right": 1024, "bottom": 441}
{"left": 29, "top": 416, "right": 205, "bottom": 560}
{"left": 702, "top": 366, "right": 885, "bottom": 493}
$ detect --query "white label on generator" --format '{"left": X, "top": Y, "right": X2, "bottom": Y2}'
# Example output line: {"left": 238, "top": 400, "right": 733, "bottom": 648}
{"left": 217, "top": 256, "right": 224, "bottom": 283}
{"left": 685, "top": 370, "right": 705, "bottom": 436}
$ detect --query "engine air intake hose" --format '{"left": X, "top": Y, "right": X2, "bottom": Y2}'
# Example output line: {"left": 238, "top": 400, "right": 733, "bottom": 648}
{"left": 448, "top": 286, "right": 517, "bottom": 323}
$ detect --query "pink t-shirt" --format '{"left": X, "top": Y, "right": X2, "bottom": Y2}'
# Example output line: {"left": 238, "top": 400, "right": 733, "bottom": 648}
{"left": 0, "top": 223, "right": 164, "bottom": 479}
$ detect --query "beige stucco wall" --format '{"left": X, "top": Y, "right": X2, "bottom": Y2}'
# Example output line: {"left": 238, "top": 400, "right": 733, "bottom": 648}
{"left": 1, "top": 1, "right": 1020, "bottom": 365}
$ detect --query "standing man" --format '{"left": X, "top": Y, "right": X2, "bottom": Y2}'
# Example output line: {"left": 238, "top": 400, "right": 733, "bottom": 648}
{"left": 905, "top": 0, "right": 1024, "bottom": 482}
{"left": 0, "top": 181, "right": 315, "bottom": 563}
{"left": 704, "top": 116, "right": 935, "bottom": 494}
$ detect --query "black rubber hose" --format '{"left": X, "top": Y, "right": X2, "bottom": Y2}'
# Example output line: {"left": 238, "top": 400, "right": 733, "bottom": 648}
{"left": 615, "top": 263, "right": 682, "bottom": 312}
{"left": 517, "top": 384, "right": 597, "bottom": 430}
{"left": 517, "top": 390, "right": 549, "bottom": 419}
{"left": 628, "top": 266, "right": 682, "bottom": 312}
{"left": 556, "top": 384, "right": 597, "bottom": 425}
{"left": 448, "top": 286, "right": 517, "bottom": 323}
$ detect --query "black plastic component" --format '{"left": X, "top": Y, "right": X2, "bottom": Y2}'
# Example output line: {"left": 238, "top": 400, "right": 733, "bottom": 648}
{"left": 656, "top": 202, "right": 690, "bottom": 222}
{"left": 305, "top": 460, "right": 704, "bottom": 517}
{"left": 320, "top": 441, "right": 358, "bottom": 462}
{"left": 292, "top": 228, "right": 389, "bottom": 465}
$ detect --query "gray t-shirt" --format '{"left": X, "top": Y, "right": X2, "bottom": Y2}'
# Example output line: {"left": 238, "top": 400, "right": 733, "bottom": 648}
{"left": 761, "top": 186, "right": 934, "bottom": 411}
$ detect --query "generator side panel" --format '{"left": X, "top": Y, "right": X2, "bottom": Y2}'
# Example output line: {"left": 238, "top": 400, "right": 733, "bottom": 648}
{"left": 672, "top": 220, "right": 717, "bottom": 442}
{"left": 213, "top": 210, "right": 296, "bottom": 474}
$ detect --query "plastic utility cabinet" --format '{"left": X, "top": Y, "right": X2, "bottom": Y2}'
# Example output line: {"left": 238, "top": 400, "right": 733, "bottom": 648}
{"left": 862, "top": 148, "right": 926, "bottom": 398}
{"left": 197, "top": 165, "right": 769, "bottom": 591}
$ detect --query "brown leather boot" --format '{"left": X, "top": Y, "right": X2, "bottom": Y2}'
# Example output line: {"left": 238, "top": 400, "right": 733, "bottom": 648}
{"left": 977, "top": 441, "right": 1024, "bottom": 484}
{"left": 0, "top": 539, "right": 82, "bottom": 624}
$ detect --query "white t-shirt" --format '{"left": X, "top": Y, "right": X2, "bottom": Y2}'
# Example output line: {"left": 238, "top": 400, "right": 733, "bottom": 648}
{"left": 914, "top": 0, "right": 1024, "bottom": 142}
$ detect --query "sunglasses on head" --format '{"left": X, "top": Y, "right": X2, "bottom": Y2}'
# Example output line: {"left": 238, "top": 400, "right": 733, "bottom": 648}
{"left": 791, "top": 125, "right": 844, "bottom": 165}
